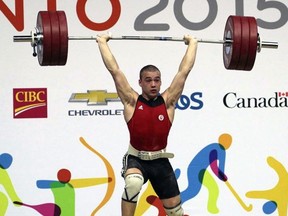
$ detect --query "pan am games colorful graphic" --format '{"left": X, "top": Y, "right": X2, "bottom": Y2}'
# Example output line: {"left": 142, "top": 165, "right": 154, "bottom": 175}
{"left": 0, "top": 134, "right": 287, "bottom": 215}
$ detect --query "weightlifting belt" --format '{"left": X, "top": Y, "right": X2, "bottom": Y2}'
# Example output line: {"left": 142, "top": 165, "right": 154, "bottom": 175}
{"left": 128, "top": 144, "right": 174, "bottom": 160}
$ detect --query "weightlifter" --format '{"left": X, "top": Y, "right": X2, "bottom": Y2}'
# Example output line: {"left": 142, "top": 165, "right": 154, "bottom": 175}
{"left": 96, "top": 33, "right": 197, "bottom": 216}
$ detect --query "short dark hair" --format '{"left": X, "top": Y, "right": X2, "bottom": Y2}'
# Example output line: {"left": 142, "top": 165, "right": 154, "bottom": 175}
{"left": 139, "top": 65, "right": 160, "bottom": 79}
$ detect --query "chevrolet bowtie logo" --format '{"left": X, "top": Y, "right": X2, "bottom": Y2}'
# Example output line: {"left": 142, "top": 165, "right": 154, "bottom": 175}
{"left": 69, "top": 90, "right": 120, "bottom": 105}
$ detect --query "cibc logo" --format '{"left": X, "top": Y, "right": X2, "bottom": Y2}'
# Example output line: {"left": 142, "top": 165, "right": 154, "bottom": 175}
{"left": 13, "top": 88, "right": 47, "bottom": 118}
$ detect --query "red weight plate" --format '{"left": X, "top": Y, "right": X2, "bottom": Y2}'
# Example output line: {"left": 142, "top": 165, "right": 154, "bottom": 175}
{"left": 36, "top": 11, "right": 52, "bottom": 66}
{"left": 236, "top": 16, "right": 250, "bottom": 70}
{"left": 48, "top": 11, "right": 61, "bottom": 65}
{"left": 57, "top": 11, "right": 68, "bottom": 65}
{"left": 223, "top": 16, "right": 242, "bottom": 70}
{"left": 244, "top": 17, "right": 258, "bottom": 71}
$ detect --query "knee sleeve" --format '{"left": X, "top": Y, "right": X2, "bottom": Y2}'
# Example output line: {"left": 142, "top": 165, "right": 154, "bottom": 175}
{"left": 164, "top": 202, "right": 184, "bottom": 216}
{"left": 122, "top": 173, "right": 144, "bottom": 203}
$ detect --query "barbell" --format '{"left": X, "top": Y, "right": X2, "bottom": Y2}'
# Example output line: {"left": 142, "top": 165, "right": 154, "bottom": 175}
{"left": 13, "top": 10, "right": 278, "bottom": 70}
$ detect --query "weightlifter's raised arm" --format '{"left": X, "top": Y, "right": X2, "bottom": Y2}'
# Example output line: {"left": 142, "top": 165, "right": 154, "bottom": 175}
{"left": 162, "top": 35, "right": 198, "bottom": 121}
{"left": 96, "top": 34, "right": 119, "bottom": 75}
{"left": 96, "top": 34, "right": 138, "bottom": 122}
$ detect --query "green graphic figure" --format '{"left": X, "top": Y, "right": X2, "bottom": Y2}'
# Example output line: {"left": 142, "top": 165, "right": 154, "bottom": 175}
{"left": 0, "top": 153, "right": 21, "bottom": 215}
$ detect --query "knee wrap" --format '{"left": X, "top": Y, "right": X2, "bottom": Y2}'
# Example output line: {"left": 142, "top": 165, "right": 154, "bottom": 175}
{"left": 122, "top": 173, "right": 144, "bottom": 203}
{"left": 164, "top": 202, "right": 184, "bottom": 216}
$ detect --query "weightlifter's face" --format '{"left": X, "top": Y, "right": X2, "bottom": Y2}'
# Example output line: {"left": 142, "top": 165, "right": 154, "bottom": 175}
{"left": 139, "top": 70, "right": 161, "bottom": 100}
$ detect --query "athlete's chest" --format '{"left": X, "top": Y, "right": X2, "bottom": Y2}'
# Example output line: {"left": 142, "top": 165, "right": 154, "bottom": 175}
{"left": 133, "top": 101, "right": 168, "bottom": 124}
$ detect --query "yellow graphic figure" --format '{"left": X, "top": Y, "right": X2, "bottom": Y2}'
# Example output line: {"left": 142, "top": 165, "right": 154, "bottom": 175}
{"left": 79, "top": 137, "right": 116, "bottom": 215}
{"left": 69, "top": 177, "right": 111, "bottom": 188}
{"left": 201, "top": 170, "right": 220, "bottom": 213}
{"left": 246, "top": 156, "right": 288, "bottom": 216}
{"left": 135, "top": 181, "right": 157, "bottom": 215}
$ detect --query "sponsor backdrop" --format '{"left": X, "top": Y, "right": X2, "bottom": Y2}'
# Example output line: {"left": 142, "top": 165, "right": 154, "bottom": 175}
{"left": 1, "top": 1, "right": 288, "bottom": 215}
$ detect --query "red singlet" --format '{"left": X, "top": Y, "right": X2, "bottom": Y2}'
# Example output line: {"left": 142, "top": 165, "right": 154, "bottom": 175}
{"left": 127, "top": 95, "right": 172, "bottom": 151}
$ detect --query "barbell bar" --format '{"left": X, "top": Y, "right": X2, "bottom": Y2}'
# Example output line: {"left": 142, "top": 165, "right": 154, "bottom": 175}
{"left": 13, "top": 11, "right": 278, "bottom": 70}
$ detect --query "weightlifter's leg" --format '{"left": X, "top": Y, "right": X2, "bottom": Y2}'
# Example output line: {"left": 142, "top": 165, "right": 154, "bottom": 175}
{"left": 121, "top": 168, "right": 144, "bottom": 216}
{"left": 162, "top": 195, "right": 184, "bottom": 216}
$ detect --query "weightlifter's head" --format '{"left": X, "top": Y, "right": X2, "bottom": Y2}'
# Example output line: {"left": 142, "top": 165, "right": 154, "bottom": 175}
{"left": 139, "top": 64, "right": 162, "bottom": 100}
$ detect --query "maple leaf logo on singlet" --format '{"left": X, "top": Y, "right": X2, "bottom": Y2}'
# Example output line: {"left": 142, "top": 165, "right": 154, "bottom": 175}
{"left": 138, "top": 105, "right": 143, "bottom": 110}
{"left": 158, "top": 115, "right": 164, "bottom": 121}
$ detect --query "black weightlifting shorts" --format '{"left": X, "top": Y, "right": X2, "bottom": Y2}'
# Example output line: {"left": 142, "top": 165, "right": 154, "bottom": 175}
{"left": 122, "top": 154, "right": 180, "bottom": 199}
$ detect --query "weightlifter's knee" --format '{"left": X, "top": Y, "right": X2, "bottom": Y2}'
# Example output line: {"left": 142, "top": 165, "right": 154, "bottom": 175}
{"left": 122, "top": 173, "right": 144, "bottom": 203}
{"left": 164, "top": 202, "right": 184, "bottom": 216}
